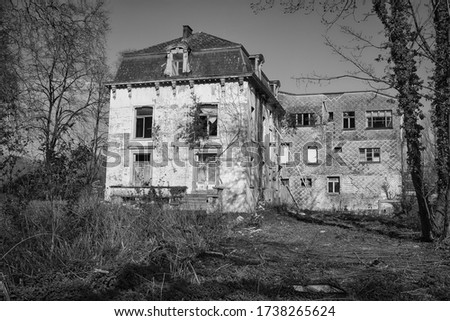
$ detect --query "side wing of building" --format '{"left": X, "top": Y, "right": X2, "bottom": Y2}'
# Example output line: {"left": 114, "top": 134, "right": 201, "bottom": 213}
{"left": 278, "top": 91, "right": 402, "bottom": 212}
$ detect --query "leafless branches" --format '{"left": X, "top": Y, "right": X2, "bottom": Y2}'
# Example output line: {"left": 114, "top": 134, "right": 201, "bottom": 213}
{"left": 6, "top": 0, "right": 110, "bottom": 164}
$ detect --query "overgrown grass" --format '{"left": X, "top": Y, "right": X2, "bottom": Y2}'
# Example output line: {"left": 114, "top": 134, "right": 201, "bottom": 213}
{"left": 0, "top": 191, "right": 228, "bottom": 287}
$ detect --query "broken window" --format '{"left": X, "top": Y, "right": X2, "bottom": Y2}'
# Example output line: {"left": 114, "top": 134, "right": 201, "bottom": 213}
{"left": 328, "top": 112, "right": 334, "bottom": 122}
{"left": 199, "top": 104, "right": 218, "bottom": 137}
{"left": 327, "top": 176, "right": 340, "bottom": 194}
{"left": 307, "top": 146, "right": 318, "bottom": 164}
{"left": 172, "top": 53, "right": 184, "bottom": 75}
{"left": 366, "top": 110, "right": 392, "bottom": 129}
{"left": 164, "top": 47, "right": 190, "bottom": 76}
{"left": 135, "top": 107, "right": 153, "bottom": 138}
{"left": 281, "top": 178, "right": 289, "bottom": 186}
{"left": 301, "top": 178, "right": 313, "bottom": 187}
{"left": 279, "top": 142, "right": 291, "bottom": 164}
{"left": 359, "top": 148, "right": 381, "bottom": 163}
{"left": 295, "top": 113, "right": 316, "bottom": 127}
{"left": 133, "top": 153, "right": 152, "bottom": 186}
{"left": 343, "top": 111, "right": 355, "bottom": 129}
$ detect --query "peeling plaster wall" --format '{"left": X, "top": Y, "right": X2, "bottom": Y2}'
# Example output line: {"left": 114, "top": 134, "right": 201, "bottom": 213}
{"left": 105, "top": 80, "right": 280, "bottom": 212}
{"left": 279, "top": 92, "right": 402, "bottom": 211}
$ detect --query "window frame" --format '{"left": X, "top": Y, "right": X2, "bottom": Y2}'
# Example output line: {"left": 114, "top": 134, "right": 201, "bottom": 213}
{"left": 172, "top": 53, "right": 184, "bottom": 75}
{"left": 307, "top": 146, "right": 319, "bottom": 164}
{"left": 281, "top": 178, "right": 290, "bottom": 187}
{"left": 301, "top": 177, "right": 313, "bottom": 188}
{"left": 295, "top": 113, "right": 316, "bottom": 127}
{"left": 132, "top": 152, "right": 152, "bottom": 186}
{"left": 328, "top": 112, "right": 334, "bottom": 122}
{"left": 134, "top": 106, "right": 153, "bottom": 139}
{"left": 365, "top": 110, "right": 393, "bottom": 129}
{"left": 359, "top": 148, "right": 381, "bottom": 163}
{"left": 279, "top": 142, "right": 292, "bottom": 164}
{"left": 343, "top": 111, "right": 355, "bottom": 130}
{"left": 327, "top": 176, "right": 340, "bottom": 194}
{"left": 198, "top": 104, "right": 218, "bottom": 138}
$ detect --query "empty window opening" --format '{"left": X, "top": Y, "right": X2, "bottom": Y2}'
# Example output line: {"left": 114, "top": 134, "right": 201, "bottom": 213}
{"left": 343, "top": 111, "right": 355, "bottom": 129}
{"left": 301, "top": 178, "right": 313, "bottom": 187}
{"left": 172, "top": 53, "right": 184, "bottom": 75}
{"left": 133, "top": 153, "right": 152, "bottom": 186}
{"left": 135, "top": 107, "right": 153, "bottom": 138}
{"left": 327, "top": 176, "right": 340, "bottom": 194}
{"left": 198, "top": 104, "right": 218, "bottom": 137}
{"left": 366, "top": 110, "right": 392, "bottom": 129}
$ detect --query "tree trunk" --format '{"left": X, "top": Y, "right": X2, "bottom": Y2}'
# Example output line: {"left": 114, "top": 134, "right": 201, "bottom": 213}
{"left": 410, "top": 166, "right": 433, "bottom": 241}
{"left": 430, "top": 0, "right": 450, "bottom": 241}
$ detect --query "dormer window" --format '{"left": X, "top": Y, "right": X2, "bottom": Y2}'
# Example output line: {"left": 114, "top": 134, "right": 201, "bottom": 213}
{"left": 173, "top": 53, "right": 184, "bottom": 75}
{"left": 164, "top": 46, "right": 190, "bottom": 76}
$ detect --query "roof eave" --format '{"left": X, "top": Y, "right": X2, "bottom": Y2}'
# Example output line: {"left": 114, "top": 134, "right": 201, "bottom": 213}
{"left": 105, "top": 73, "right": 255, "bottom": 87}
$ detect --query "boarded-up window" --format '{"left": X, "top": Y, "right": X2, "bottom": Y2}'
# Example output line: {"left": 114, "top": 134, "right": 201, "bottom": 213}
{"left": 307, "top": 146, "right": 318, "bottom": 164}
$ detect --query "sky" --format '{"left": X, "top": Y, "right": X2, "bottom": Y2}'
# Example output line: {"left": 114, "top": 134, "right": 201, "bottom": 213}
{"left": 106, "top": 0, "right": 383, "bottom": 94}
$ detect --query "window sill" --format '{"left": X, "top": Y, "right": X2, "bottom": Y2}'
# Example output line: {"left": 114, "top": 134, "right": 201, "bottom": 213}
{"left": 342, "top": 128, "right": 356, "bottom": 131}
{"left": 359, "top": 161, "right": 381, "bottom": 164}
{"left": 365, "top": 127, "right": 393, "bottom": 130}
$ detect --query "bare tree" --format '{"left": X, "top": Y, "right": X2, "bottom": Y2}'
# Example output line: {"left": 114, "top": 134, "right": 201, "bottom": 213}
{"left": 0, "top": 1, "right": 29, "bottom": 187}
{"left": 7, "top": 0, "right": 109, "bottom": 167}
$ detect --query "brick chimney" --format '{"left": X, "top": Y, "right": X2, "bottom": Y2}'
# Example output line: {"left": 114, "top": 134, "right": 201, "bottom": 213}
{"left": 183, "top": 25, "right": 193, "bottom": 39}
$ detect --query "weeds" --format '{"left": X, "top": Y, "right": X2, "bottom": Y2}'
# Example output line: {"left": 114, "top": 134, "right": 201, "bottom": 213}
{"left": 1, "top": 191, "right": 227, "bottom": 294}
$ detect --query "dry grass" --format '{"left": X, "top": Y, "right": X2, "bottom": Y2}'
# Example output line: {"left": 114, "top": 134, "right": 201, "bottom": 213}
{"left": 2, "top": 199, "right": 449, "bottom": 300}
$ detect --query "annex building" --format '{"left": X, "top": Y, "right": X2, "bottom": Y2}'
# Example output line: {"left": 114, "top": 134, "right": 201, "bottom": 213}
{"left": 277, "top": 91, "right": 403, "bottom": 212}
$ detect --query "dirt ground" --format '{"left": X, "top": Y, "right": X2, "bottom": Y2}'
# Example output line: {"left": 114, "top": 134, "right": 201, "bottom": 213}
{"left": 9, "top": 209, "right": 450, "bottom": 300}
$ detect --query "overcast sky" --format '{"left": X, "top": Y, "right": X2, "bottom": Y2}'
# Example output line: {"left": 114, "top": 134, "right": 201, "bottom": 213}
{"left": 106, "top": 0, "right": 384, "bottom": 94}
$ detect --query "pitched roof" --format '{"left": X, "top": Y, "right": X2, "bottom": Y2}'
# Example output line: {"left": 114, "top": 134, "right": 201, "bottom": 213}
{"left": 114, "top": 48, "right": 253, "bottom": 83}
{"left": 278, "top": 91, "right": 396, "bottom": 113}
{"left": 126, "top": 32, "right": 241, "bottom": 56}
{"left": 113, "top": 31, "right": 254, "bottom": 84}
